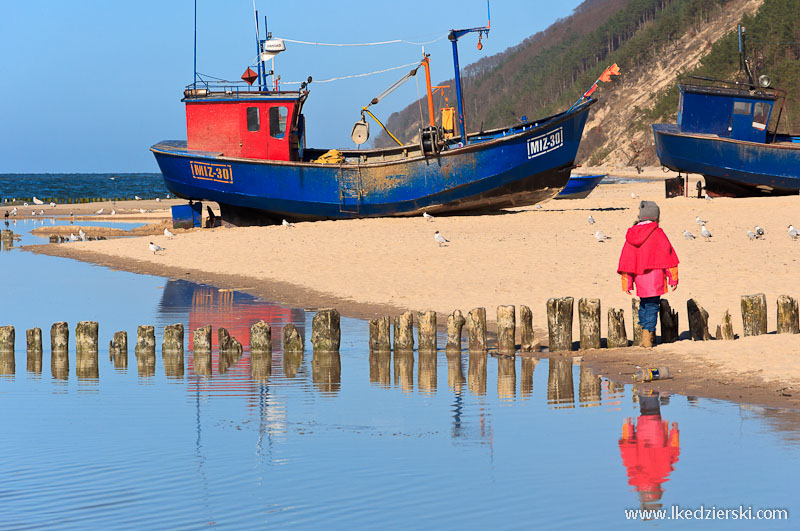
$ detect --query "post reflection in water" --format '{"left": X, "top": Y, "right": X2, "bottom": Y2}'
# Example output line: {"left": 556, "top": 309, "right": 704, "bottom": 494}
{"left": 547, "top": 357, "right": 575, "bottom": 408}
{"left": 496, "top": 356, "right": 516, "bottom": 400}
{"left": 446, "top": 351, "right": 465, "bottom": 391}
{"left": 163, "top": 352, "right": 185, "bottom": 379}
{"left": 394, "top": 349, "right": 414, "bottom": 391}
{"left": 311, "top": 351, "right": 341, "bottom": 393}
{"left": 579, "top": 365, "right": 602, "bottom": 407}
{"left": 418, "top": 350, "right": 437, "bottom": 393}
{"left": 619, "top": 390, "right": 680, "bottom": 512}
{"left": 0, "top": 350, "right": 14, "bottom": 376}
{"left": 467, "top": 352, "right": 487, "bottom": 396}
{"left": 520, "top": 357, "right": 537, "bottom": 398}
{"left": 283, "top": 350, "right": 303, "bottom": 379}
{"left": 51, "top": 350, "right": 69, "bottom": 381}
{"left": 369, "top": 350, "right": 391, "bottom": 387}
{"left": 250, "top": 351, "right": 271, "bottom": 380}
{"left": 137, "top": 349, "right": 156, "bottom": 378}
{"left": 27, "top": 350, "right": 42, "bottom": 374}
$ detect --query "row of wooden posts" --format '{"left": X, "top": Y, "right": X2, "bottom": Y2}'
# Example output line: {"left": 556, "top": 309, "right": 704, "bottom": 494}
{"left": 369, "top": 293, "right": 799, "bottom": 354}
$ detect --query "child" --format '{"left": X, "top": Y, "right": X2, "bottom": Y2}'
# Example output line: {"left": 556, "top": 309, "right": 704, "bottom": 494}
{"left": 617, "top": 201, "right": 679, "bottom": 347}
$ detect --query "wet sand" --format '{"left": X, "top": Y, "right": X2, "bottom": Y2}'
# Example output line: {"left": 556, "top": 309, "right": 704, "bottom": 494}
{"left": 27, "top": 170, "right": 800, "bottom": 409}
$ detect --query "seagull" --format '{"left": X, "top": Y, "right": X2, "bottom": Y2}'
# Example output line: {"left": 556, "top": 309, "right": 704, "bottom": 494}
{"left": 139, "top": 208, "right": 145, "bottom": 214}
{"left": 95, "top": 208, "right": 104, "bottom": 214}
{"left": 166, "top": 194, "right": 170, "bottom": 199}
{"left": 587, "top": 215, "right": 595, "bottom": 224}
{"left": 701, "top": 224, "right": 712, "bottom": 241}
{"left": 69, "top": 233, "right": 78, "bottom": 242}
{"left": 23, "top": 202, "right": 28, "bottom": 207}
{"left": 695, "top": 216, "right": 707, "bottom": 225}
{"left": 423, "top": 212, "right": 433, "bottom": 221}
{"left": 631, "top": 192, "right": 638, "bottom": 199}
{"left": 683, "top": 230, "right": 696, "bottom": 240}
{"left": 31, "top": 211, "right": 36, "bottom": 216}
{"left": 164, "top": 228, "right": 174, "bottom": 238}
{"left": 704, "top": 193, "right": 713, "bottom": 200}
{"left": 110, "top": 209, "right": 116, "bottom": 215}
{"left": 32, "top": 197, "right": 43, "bottom": 205}
{"left": 49, "top": 202, "right": 56, "bottom": 208}
{"left": 595, "top": 230, "right": 611, "bottom": 242}
{"left": 755, "top": 225, "right": 765, "bottom": 238}
{"left": 78, "top": 228, "right": 86, "bottom": 239}
{"left": 3, "top": 211, "right": 7, "bottom": 219}
{"left": 534, "top": 204, "right": 543, "bottom": 209}
{"left": 11, "top": 207, "right": 17, "bottom": 216}
{"left": 155, "top": 198, "right": 161, "bottom": 202}
{"left": 149, "top": 241, "right": 165, "bottom": 254}
{"left": 434, "top": 231, "right": 449, "bottom": 246}
{"left": 135, "top": 195, "right": 142, "bottom": 200}
{"left": 282, "top": 219, "right": 294, "bottom": 228}
{"left": 39, "top": 209, "right": 44, "bottom": 216}
{"left": 747, "top": 231, "right": 757, "bottom": 241}
{"left": 68, "top": 211, "right": 73, "bottom": 217}
{"left": 788, "top": 225, "right": 800, "bottom": 240}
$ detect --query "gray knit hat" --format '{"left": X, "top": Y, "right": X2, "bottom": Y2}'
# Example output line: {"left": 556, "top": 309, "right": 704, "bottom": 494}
{"left": 638, "top": 200, "right": 660, "bottom": 221}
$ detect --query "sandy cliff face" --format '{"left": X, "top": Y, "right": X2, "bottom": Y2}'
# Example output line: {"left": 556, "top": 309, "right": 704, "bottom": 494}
{"left": 581, "top": 0, "right": 763, "bottom": 167}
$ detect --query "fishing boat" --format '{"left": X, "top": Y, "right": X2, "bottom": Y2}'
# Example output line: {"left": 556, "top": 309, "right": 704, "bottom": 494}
{"left": 151, "top": 10, "right": 595, "bottom": 222}
{"left": 555, "top": 173, "right": 606, "bottom": 199}
{"left": 653, "top": 26, "right": 800, "bottom": 197}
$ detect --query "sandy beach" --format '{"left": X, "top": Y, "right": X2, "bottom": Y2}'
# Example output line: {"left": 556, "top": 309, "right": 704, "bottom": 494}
{"left": 28, "top": 169, "right": 800, "bottom": 408}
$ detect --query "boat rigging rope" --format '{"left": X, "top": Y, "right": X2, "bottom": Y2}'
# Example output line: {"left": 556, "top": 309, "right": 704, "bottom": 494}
{"left": 279, "top": 34, "right": 447, "bottom": 47}
{"left": 282, "top": 61, "right": 419, "bottom": 86}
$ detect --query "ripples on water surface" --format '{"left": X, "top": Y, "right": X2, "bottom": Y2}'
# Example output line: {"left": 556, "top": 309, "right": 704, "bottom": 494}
{"left": 1, "top": 220, "right": 799, "bottom": 529}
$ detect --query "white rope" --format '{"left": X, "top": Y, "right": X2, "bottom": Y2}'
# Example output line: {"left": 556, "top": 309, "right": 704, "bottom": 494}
{"left": 282, "top": 61, "right": 420, "bottom": 85}
{"left": 280, "top": 34, "right": 447, "bottom": 47}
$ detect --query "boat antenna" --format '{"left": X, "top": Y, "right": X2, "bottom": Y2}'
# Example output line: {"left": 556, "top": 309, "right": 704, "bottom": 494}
{"left": 193, "top": 0, "right": 197, "bottom": 89}
{"left": 253, "top": 1, "right": 262, "bottom": 90}
{"left": 738, "top": 25, "right": 755, "bottom": 86}
{"left": 447, "top": 0, "right": 490, "bottom": 146}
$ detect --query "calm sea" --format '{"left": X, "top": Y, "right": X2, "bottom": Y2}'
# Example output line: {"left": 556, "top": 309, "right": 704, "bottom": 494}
{"left": 0, "top": 173, "right": 168, "bottom": 202}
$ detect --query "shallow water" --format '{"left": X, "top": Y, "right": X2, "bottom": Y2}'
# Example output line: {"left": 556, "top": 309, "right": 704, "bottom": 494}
{"left": 1, "top": 218, "right": 798, "bottom": 528}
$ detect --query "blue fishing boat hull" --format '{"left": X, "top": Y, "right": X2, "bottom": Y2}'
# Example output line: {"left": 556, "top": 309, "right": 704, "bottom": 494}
{"left": 555, "top": 174, "right": 606, "bottom": 199}
{"left": 653, "top": 123, "right": 800, "bottom": 196}
{"left": 151, "top": 102, "right": 594, "bottom": 221}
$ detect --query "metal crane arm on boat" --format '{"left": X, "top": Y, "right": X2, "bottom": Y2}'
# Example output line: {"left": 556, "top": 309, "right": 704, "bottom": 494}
{"left": 361, "top": 108, "right": 403, "bottom": 146}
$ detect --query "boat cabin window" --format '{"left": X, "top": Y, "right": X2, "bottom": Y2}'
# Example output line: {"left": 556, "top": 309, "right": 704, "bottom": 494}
{"left": 753, "top": 102, "right": 769, "bottom": 130}
{"left": 269, "top": 106, "right": 288, "bottom": 139}
{"left": 733, "top": 101, "right": 752, "bottom": 115}
{"left": 247, "top": 107, "right": 260, "bottom": 132}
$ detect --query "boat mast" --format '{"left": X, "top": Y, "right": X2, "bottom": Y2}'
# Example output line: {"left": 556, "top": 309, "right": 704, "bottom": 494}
{"left": 447, "top": 1, "right": 490, "bottom": 145}
{"left": 253, "top": 5, "right": 262, "bottom": 89}
{"left": 193, "top": 0, "right": 197, "bottom": 89}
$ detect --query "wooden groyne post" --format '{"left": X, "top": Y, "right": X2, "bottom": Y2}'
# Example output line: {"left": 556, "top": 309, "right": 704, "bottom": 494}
{"left": 520, "top": 305, "right": 535, "bottom": 352}
{"left": 417, "top": 310, "right": 437, "bottom": 352}
{"left": 51, "top": 322, "right": 69, "bottom": 379}
{"left": 110, "top": 331, "right": 128, "bottom": 368}
{"left": 26, "top": 327, "right": 42, "bottom": 373}
{"left": 546, "top": 297, "right": 574, "bottom": 352}
{"left": 193, "top": 325, "right": 212, "bottom": 376}
{"left": 393, "top": 311, "right": 414, "bottom": 352}
{"left": 741, "top": 293, "right": 767, "bottom": 337}
{"left": 218, "top": 327, "right": 243, "bottom": 374}
{"left": 368, "top": 316, "right": 391, "bottom": 352}
{"left": 250, "top": 320, "right": 272, "bottom": 380}
{"left": 311, "top": 309, "right": 341, "bottom": 352}
{"left": 777, "top": 295, "right": 799, "bottom": 334}
{"left": 578, "top": 298, "right": 601, "bottom": 350}
{"left": 135, "top": 325, "right": 156, "bottom": 377}
{"left": 716, "top": 310, "right": 735, "bottom": 340}
{"left": 76, "top": 321, "right": 99, "bottom": 378}
{"left": 467, "top": 307, "right": 487, "bottom": 352}
{"left": 607, "top": 309, "right": 628, "bottom": 348}
{"left": 631, "top": 299, "right": 642, "bottom": 346}
{"left": 282, "top": 324, "right": 304, "bottom": 378}
{"left": 497, "top": 305, "right": 516, "bottom": 355}
{"left": 0, "top": 325, "right": 14, "bottom": 376}
{"left": 659, "top": 300, "right": 679, "bottom": 343}
{"left": 687, "top": 299, "right": 711, "bottom": 341}
{"left": 446, "top": 310, "right": 465, "bottom": 353}
{"left": 163, "top": 324, "right": 184, "bottom": 378}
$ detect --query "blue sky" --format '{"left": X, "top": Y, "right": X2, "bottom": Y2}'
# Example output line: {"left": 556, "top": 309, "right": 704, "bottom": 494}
{"left": 0, "top": 0, "right": 584, "bottom": 172}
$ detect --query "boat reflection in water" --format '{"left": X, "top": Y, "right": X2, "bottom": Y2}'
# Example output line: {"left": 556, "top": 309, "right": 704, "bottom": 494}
{"left": 619, "top": 390, "right": 681, "bottom": 513}
{"left": 157, "top": 279, "right": 306, "bottom": 381}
